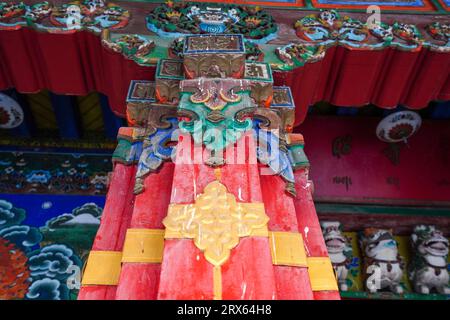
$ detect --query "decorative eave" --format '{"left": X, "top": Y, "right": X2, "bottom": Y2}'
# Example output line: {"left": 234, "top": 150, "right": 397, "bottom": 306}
{"left": 1, "top": 2, "right": 449, "bottom": 127}
{"left": 1, "top": 2, "right": 448, "bottom": 70}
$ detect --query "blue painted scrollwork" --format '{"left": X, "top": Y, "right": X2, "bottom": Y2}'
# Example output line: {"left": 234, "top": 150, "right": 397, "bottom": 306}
{"left": 134, "top": 118, "right": 178, "bottom": 194}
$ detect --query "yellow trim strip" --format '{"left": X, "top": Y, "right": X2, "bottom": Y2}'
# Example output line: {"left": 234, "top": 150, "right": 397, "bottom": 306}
{"left": 307, "top": 257, "right": 339, "bottom": 291}
{"left": 81, "top": 251, "right": 122, "bottom": 286}
{"left": 213, "top": 266, "right": 222, "bottom": 300}
{"left": 122, "top": 229, "right": 165, "bottom": 263}
{"left": 269, "top": 231, "right": 307, "bottom": 267}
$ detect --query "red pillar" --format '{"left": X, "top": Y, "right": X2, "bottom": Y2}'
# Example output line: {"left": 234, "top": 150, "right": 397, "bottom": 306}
{"left": 260, "top": 171, "right": 314, "bottom": 300}
{"left": 156, "top": 135, "right": 216, "bottom": 300}
{"left": 220, "top": 136, "right": 277, "bottom": 300}
{"left": 115, "top": 162, "right": 175, "bottom": 300}
{"left": 78, "top": 163, "right": 136, "bottom": 300}
{"left": 157, "top": 133, "right": 277, "bottom": 300}
{"left": 293, "top": 169, "right": 340, "bottom": 300}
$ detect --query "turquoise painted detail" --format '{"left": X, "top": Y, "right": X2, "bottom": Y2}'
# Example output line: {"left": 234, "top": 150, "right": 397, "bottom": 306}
{"left": 178, "top": 91, "right": 253, "bottom": 152}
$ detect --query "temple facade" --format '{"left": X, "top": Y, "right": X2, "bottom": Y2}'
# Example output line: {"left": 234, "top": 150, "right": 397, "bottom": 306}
{"left": 0, "top": 0, "right": 448, "bottom": 300}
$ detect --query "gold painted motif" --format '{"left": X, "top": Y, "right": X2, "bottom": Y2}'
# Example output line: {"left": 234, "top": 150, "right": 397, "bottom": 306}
{"left": 307, "top": 257, "right": 339, "bottom": 291}
{"left": 132, "top": 82, "right": 155, "bottom": 100}
{"left": 272, "top": 87, "right": 291, "bottom": 105}
{"left": 213, "top": 266, "right": 222, "bottom": 300}
{"left": 81, "top": 250, "right": 122, "bottom": 286}
{"left": 160, "top": 60, "right": 184, "bottom": 78}
{"left": 163, "top": 180, "right": 269, "bottom": 267}
{"left": 121, "top": 229, "right": 165, "bottom": 263}
{"left": 156, "top": 79, "right": 181, "bottom": 104}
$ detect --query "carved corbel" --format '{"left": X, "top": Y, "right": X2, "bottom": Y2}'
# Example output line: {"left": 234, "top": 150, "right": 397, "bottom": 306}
{"left": 131, "top": 104, "right": 181, "bottom": 194}
{"left": 286, "top": 133, "right": 310, "bottom": 170}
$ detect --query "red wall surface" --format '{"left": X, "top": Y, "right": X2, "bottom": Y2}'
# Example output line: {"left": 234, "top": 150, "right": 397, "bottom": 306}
{"left": 299, "top": 116, "right": 450, "bottom": 206}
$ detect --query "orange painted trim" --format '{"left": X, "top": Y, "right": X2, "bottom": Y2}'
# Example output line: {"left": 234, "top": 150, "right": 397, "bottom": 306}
{"left": 311, "top": 0, "right": 437, "bottom": 12}
{"left": 188, "top": 0, "right": 305, "bottom": 7}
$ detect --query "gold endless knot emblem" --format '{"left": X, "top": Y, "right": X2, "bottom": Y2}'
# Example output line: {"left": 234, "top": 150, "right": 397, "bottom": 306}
{"left": 163, "top": 180, "right": 269, "bottom": 266}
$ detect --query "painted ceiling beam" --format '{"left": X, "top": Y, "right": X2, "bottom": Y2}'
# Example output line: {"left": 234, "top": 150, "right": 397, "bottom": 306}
{"left": 99, "top": 94, "right": 125, "bottom": 140}
{"left": 49, "top": 92, "right": 82, "bottom": 140}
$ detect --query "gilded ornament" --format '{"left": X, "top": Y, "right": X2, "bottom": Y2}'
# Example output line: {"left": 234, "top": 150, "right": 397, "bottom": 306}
{"left": 163, "top": 180, "right": 269, "bottom": 266}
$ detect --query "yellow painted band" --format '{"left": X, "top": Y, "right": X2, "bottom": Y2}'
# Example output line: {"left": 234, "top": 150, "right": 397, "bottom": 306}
{"left": 307, "top": 257, "right": 339, "bottom": 291}
{"left": 269, "top": 231, "right": 307, "bottom": 267}
{"left": 81, "top": 250, "right": 122, "bottom": 286}
{"left": 121, "top": 228, "right": 165, "bottom": 263}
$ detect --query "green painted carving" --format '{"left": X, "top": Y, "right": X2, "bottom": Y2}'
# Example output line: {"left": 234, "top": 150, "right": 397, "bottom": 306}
{"left": 177, "top": 87, "right": 254, "bottom": 153}
{"left": 288, "top": 144, "right": 310, "bottom": 169}
{"left": 102, "top": 34, "right": 156, "bottom": 65}
{"left": 112, "top": 136, "right": 140, "bottom": 165}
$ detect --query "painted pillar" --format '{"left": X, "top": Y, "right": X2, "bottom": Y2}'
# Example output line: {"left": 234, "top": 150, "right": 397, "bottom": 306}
{"left": 260, "top": 171, "right": 314, "bottom": 300}
{"left": 157, "top": 132, "right": 277, "bottom": 300}
{"left": 78, "top": 161, "right": 136, "bottom": 300}
{"left": 115, "top": 162, "right": 174, "bottom": 300}
{"left": 79, "top": 126, "right": 144, "bottom": 300}
{"left": 294, "top": 167, "right": 341, "bottom": 300}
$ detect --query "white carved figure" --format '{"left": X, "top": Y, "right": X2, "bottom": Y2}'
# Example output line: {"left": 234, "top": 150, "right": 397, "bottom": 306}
{"left": 408, "top": 225, "right": 450, "bottom": 295}
{"left": 321, "top": 221, "right": 353, "bottom": 291}
{"left": 360, "top": 228, "right": 404, "bottom": 294}
{"left": 66, "top": 5, "right": 82, "bottom": 29}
